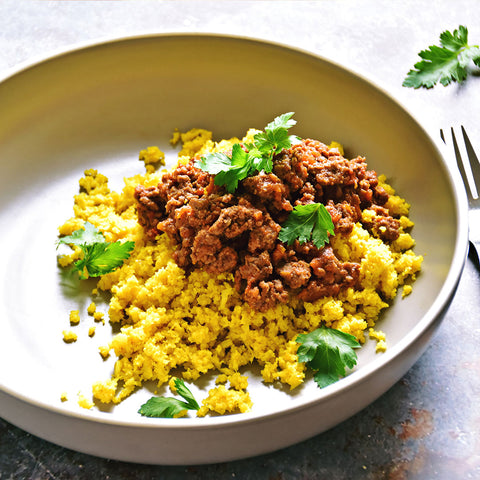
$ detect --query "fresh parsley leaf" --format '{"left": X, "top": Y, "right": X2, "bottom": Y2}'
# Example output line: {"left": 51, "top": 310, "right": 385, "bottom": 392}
{"left": 195, "top": 112, "right": 299, "bottom": 192}
{"left": 138, "top": 397, "right": 193, "bottom": 418}
{"left": 73, "top": 241, "right": 135, "bottom": 279}
{"left": 254, "top": 112, "right": 300, "bottom": 159}
{"left": 403, "top": 25, "right": 480, "bottom": 89}
{"left": 172, "top": 377, "right": 201, "bottom": 410}
{"left": 57, "top": 222, "right": 134, "bottom": 279}
{"left": 194, "top": 152, "right": 232, "bottom": 175}
{"left": 138, "top": 378, "right": 200, "bottom": 418}
{"left": 56, "top": 221, "right": 104, "bottom": 247}
{"left": 267, "top": 111, "right": 297, "bottom": 132}
{"left": 214, "top": 144, "right": 253, "bottom": 192}
{"left": 278, "top": 203, "right": 335, "bottom": 249}
{"left": 196, "top": 144, "right": 252, "bottom": 193}
{"left": 296, "top": 326, "right": 361, "bottom": 388}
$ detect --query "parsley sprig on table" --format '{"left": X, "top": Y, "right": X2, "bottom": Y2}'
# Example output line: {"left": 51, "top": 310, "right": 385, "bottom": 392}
{"left": 57, "top": 222, "right": 135, "bottom": 279}
{"left": 138, "top": 378, "right": 200, "bottom": 418}
{"left": 278, "top": 203, "right": 335, "bottom": 249}
{"left": 195, "top": 112, "right": 300, "bottom": 192}
{"left": 296, "top": 327, "right": 361, "bottom": 388}
{"left": 403, "top": 25, "right": 480, "bottom": 89}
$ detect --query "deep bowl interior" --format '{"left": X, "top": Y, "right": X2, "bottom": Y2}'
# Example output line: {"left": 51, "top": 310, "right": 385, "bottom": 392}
{"left": 0, "top": 34, "right": 467, "bottom": 464}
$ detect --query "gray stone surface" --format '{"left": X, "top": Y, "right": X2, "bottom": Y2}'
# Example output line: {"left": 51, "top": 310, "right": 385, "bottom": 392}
{"left": 1, "top": 1, "right": 480, "bottom": 478}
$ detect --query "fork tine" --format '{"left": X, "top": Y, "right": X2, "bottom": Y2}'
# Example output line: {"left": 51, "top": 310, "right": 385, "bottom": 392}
{"left": 451, "top": 127, "right": 479, "bottom": 200}
{"left": 461, "top": 126, "right": 480, "bottom": 201}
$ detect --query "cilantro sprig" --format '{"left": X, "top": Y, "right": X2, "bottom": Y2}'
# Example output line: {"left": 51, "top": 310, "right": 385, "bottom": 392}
{"left": 278, "top": 203, "right": 335, "bottom": 249}
{"left": 296, "top": 326, "right": 361, "bottom": 388}
{"left": 403, "top": 25, "right": 480, "bottom": 89}
{"left": 195, "top": 112, "right": 300, "bottom": 192}
{"left": 138, "top": 378, "right": 200, "bottom": 418}
{"left": 57, "top": 222, "right": 135, "bottom": 279}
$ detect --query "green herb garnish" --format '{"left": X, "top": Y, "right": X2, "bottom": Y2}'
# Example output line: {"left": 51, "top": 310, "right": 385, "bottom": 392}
{"left": 195, "top": 112, "right": 300, "bottom": 192}
{"left": 57, "top": 222, "right": 134, "bottom": 279}
{"left": 296, "top": 327, "right": 361, "bottom": 388}
{"left": 403, "top": 25, "right": 480, "bottom": 89}
{"left": 278, "top": 203, "right": 335, "bottom": 249}
{"left": 138, "top": 378, "right": 200, "bottom": 418}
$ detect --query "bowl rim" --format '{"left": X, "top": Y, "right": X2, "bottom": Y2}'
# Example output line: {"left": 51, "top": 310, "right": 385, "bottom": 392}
{"left": 0, "top": 31, "right": 470, "bottom": 431}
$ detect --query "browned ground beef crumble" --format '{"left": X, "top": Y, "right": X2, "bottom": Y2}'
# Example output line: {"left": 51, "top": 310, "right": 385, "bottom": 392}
{"left": 134, "top": 139, "right": 400, "bottom": 311}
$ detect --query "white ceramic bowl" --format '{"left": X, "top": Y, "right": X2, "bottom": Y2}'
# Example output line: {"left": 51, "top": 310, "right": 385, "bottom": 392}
{"left": 0, "top": 34, "right": 468, "bottom": 465}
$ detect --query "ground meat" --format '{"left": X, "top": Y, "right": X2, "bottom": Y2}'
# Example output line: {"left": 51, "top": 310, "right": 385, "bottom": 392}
{"left": 209, "top": 203, "right": 260, "bottom": 239}
{"left": 235, "top": 251, "right": 273, "bottom": 290}
{"left": 278, "top": 260, "right": 311, "bottom": 289}
{"left": 135, "top": 185, "right": 166, "bottom": 239}
{"left": 191, "top": 231, "right": 238, "bottom": 273}
{"left": 243, "top": 279, "right": 289, "bottom": 312}
{"left": 242, "top": 173, "right": 292, "bottom": 213}
{"left": 299, "top": 245, "right": 359, "bottom": 302}
{"left": 363, "top": 205, "right": 401, "bottom": 242}
{"left": 134, "top": 139, "right": 400, "bottom": 311}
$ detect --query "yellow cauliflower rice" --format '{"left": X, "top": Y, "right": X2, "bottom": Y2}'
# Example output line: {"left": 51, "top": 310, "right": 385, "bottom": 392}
{"left": 58, "top": 126, "right": 423, "bottom": 416}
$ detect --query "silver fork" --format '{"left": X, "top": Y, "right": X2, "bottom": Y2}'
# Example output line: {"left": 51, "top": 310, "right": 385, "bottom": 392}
{"left": 441, "top": 126, "right": 480, "bottom": 267}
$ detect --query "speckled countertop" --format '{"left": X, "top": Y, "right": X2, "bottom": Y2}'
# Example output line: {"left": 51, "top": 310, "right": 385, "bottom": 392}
{"left": 1, "top": 1, "right": 480, "bottom": 478}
